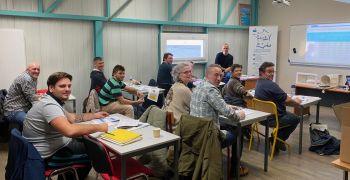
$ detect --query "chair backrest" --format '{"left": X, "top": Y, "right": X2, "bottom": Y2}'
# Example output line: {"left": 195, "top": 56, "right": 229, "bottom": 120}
{"left": 166, "top": 112, "right": 174, "bottom": 133}
{"left": 85, "top": 89, "right": 100, "bottom": 113}
{"left": 252, "top": 98, "right": 279, "bottom": 120}
{"left": 82, "top": 136, "right": 114, "bottom": 176}
{"left": 148, "top": 79, "right": 157, "bottom": 87}
{"left": 6, "top": 129, "right": 45, "bottom": 180}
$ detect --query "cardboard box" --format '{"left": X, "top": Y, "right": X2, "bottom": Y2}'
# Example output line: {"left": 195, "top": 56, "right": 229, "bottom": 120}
{"left": 333, "top": 102, "right": 350, "bottom": 163}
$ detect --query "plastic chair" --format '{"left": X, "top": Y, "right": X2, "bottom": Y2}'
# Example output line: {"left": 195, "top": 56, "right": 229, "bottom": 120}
{"left": 248, "top": 98, "right": 291, "bottom": 160}
{"left": 6, "top": 129, "right": 85, "bottom": 180}
{"left": 82, "top": 135, "right": 153, "bottom": 180}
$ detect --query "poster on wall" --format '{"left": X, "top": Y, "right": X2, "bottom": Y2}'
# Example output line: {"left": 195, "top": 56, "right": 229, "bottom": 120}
{"left": 239, "top": 4, "right": 251, "bottom": 26}
{"left": 247, "top": 26, "right": 278, "bottom": 78}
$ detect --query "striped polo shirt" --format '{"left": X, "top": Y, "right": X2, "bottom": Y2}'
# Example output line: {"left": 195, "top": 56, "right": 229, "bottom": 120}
{"left": 98, "top": 78, "right": 126, "bottom": 106}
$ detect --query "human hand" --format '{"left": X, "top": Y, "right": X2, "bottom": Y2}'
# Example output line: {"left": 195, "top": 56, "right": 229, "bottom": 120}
{"left": 237, "top": 110, "right": 245, "bottom": 120}
{"left": 94, "top": 111, "right": 109, "bottom": 119}
{"left": 100, "top": 123, "right": 108, "bottom": 133}
{"left": 137, "top": 98, "right": 144, "bottom": 104}
{"left": 293, "top": 97, "right": 302, "bottom": 105}
{"left": 136, "top": 91, "right": 144, "bottom": 98}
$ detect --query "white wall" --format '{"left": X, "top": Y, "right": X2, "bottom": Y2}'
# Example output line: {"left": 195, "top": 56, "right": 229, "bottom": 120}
{"left": 259, "top": 0, "right": 350, "bottom": 91}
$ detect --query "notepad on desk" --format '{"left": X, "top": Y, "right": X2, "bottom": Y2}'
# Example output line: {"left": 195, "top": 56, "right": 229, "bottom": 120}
{"left": 101, "top": 129, "right": 142, "bottom": 145}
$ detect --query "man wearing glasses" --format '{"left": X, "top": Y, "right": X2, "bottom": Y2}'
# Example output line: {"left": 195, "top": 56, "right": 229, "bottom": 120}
{"left": 255, "top": 62, "right": 302, "bottom": 153}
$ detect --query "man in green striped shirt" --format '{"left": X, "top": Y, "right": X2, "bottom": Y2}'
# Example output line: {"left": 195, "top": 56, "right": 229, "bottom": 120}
{"left": 98, "top": 65, "right": 144, "bottom": 118}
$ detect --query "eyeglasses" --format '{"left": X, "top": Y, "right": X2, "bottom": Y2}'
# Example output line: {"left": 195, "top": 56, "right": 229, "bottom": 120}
{"left": 181, "top": 71, "right": 192, "bottom": 74}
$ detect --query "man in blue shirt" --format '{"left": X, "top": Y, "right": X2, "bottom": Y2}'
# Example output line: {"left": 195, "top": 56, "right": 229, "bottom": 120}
{"left": 157, "top": 53, "right": 174, "bottom": 97}
{"left": 255, "top": 62, "right": 302, "bottom": 152}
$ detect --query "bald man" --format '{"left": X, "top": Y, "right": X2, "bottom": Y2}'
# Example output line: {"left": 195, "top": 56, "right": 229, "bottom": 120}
{"left": 4, "top": 63, "right": 40, "bottom": 129}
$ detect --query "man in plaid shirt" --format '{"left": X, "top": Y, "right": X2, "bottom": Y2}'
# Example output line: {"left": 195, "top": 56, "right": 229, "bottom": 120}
{"left": 190, "top": 64, "right": 248, "bottom": 176}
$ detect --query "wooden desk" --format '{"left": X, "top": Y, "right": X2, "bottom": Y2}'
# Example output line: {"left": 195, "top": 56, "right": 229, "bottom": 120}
{"left": 296, "top": 84, "right": 350, "bottom": 107}
{"left": 241, "top": 76, "right": 259, "bottom": 90}
{"left": 291, "top": 95, "right": 321, "bottom": 154}
{"left": 332, "top": 159, "right": 350, "bottom": 180}
{"left": 220, "top": 109, "right": 271, "bottom": 180}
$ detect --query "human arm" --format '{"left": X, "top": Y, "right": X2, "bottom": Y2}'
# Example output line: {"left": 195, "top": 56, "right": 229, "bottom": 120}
{"left": 65, "top": 111, "right": 109, "bottom": 123}
{"left": 206, "top": 87, "right": 245, "bottom": 121}
{"left": 22, "top": 80, "right": 39, "bottom": 103}
{"left": 50, "top": 117, "right": 108, "bottom": 138}
{"left": 124, "top": 86, "right": 144, "bottom": 98}
{"left": 285, "top": 96, "right": 302, "bottom": 106}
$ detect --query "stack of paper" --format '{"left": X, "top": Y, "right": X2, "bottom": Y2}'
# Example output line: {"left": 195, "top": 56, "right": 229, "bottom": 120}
{"left": 101, "top": 129, "right": 142, "bottom": 145}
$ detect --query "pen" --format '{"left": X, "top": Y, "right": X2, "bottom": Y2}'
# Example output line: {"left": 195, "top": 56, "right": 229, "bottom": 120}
{"left": 105, "top": 132, "right": 115, "bottom": 136}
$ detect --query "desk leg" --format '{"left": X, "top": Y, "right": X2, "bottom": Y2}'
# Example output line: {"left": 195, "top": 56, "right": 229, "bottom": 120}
{"left": 299, "top": 107, "right": 304, "bottom": 155}
{"left": 235, "top": 123, "right": 242, "bottom": 180}
{"left": 174, "top": 140, "right": 179, "bottom": 180}
{"left": 264, "top": 118, "right": 269, "bottom": 172}
{"left": 316, "top": 102, "right": 320, "bottom": 124}
{"left": 121, "top": 156, "right": 126, "bottom": 180}
{"left": 344, "top": 171, "right": 348, "bottom": 180}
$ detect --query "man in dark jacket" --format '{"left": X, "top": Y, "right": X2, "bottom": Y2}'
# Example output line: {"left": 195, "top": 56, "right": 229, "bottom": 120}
{"left": 157, "top": 53, "right": 174, "bottom": 97}
{"left": 90, "top": 57, "right": 107, "bottom": 92}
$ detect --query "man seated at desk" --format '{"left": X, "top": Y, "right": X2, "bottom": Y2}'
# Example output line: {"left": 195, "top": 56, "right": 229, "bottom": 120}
{"left": 255, "top": 62, "right": 302, "bottom": 153}
{"left": 190, "top": 64, "right": 247, "bottom": 176}
{"left": 4, "top": 63, "right": 41, "bottom": 129}
{"left": 23, "top": 72, "right": 109, "bottom": 180}
{"left": 98, "top": 65, "right": 144, "bottom": 118}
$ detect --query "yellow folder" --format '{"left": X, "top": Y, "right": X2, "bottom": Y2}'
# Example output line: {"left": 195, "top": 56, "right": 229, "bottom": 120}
{"left": 101, "top": 129, "right": 142, "bottom": 145}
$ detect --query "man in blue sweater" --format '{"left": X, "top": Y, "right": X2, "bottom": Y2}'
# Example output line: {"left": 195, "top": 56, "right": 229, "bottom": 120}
{"left": 255, "top": 62, "right": 302, "bottom": 152}
{"left": 90, "top": 57, "right": 107, "bottom": 93}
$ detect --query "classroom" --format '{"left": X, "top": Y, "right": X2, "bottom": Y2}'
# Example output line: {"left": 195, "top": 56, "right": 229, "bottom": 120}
{"left": 0, "top": 0, "right": 350, "bottom": 179}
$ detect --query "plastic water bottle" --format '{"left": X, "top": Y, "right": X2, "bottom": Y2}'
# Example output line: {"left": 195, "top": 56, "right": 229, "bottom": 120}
{"left": 291, "top": 84, "right": 296, "bottom": 97}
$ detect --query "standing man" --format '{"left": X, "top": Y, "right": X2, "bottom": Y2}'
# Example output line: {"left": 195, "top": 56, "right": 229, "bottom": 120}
{"left": 4, "top": 63, "right": 40, "bottom": 129}
{"left": 90, "top": 57, "right": 107, "bottom": 93}
{"left": 190, "top": 64, "right": 248, "bottom": 176}
{"left": 215, "top": 43, "right": 234, "bottom": 83}
{"left": 157, "top": 52, "right": 174, "bottom": 97}
{"left": 98, "top": 65, "right": 144, "bottom": 118}
{"left": 23, "top": 72, "right": 109, "bottom": 179}
{"left": 255, "top": 62, "right": 301, "bottom": 152}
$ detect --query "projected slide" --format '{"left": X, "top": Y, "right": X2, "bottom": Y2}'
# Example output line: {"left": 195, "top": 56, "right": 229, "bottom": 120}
{"left": 166, "top": 40, "right": 204, "bottom": 59}
{"left": 305, "top": 23, "right": 350, "bottom": 65}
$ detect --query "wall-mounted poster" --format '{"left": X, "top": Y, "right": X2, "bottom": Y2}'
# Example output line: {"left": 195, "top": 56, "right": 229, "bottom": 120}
{"left": 239, "top": 4, "right": 251, "bottom": 26}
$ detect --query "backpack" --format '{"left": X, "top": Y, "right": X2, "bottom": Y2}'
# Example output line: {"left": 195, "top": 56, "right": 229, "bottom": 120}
{"left": 309, "top": 123, "right": 340, "bottom": 155}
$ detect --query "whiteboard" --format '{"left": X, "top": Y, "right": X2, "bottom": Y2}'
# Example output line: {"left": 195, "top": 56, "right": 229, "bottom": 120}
{"left": 0, "top": 29, "right": 26, "bottom": 89}
{"left": 160, "top": 33, "right": 208, "bottom": 64}
{"left": 247, "top": 26, "right": 278, "bottom": 77}
{"left": 289, "top": 23, "right": 350, "bottom": 68}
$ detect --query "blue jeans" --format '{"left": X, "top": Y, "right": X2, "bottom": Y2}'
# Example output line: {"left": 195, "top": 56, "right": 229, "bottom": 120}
{"left": 5, "top": 111, "right": 26, "bottom": 126}
{"left": 221, "top": 125, "right": 243, "bottom": 171}
{"left": 260, "top": 111, "right": 300, "bottom": 141}
{"left": 223, "top": 72, "right": 232, "bottom": 84}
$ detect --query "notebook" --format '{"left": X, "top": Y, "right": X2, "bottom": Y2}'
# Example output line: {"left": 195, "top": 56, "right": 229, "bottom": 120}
{"left": 101, "top": 129, "right": 142, "bottom": 146}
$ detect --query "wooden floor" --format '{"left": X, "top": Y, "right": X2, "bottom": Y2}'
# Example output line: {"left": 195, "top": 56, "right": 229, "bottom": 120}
{"left": 0, "top": 106, "right": 343, "bottom": 180}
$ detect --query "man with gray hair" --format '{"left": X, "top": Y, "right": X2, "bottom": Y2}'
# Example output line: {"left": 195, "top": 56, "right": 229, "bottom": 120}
{"left": 190, "top": 64, "right": 248, "bottom": 176}
{"left": 4, "top": 63, "right": 40, "bottom": 129}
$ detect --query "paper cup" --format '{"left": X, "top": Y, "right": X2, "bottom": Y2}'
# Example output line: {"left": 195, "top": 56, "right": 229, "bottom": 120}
{"left": 153, "top": 128, "right": 160, "bottom": 138}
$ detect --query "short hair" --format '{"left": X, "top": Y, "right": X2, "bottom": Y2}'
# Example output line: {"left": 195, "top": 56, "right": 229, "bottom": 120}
{"left": 205, "top": 64, "right": 222, "bottom": 76}
{"left": 112, "top": 65, "right": 125, "bottom": 75}
{"left": 231, "top": 64, "right": 242, "bottom": 72}
{"left": 47, "top": 72, "right": 72, "bottom": 88}
{"left": 258, "top": 62, "right": 275, "bottom": 75}
{"left": 171, "top": 63, "right": 191, "bottom": 82}
{"left": 163, "top": 53, "right": 173, "bottom": 61}
{"left": 93, "top": 57, "right": 102, "bottom": 62}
